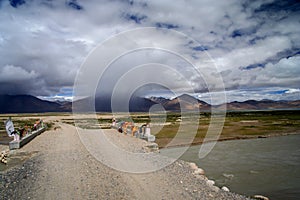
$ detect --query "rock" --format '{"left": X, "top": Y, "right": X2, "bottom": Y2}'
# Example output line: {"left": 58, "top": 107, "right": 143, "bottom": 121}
{"left": 206, "top": 180, "right": 215, "bottom": 187}
{"left": 221, "top": 186, "right": 230, "bottom": 192}
{"left": 206, "top": 180, "right": 219, "bottom": 192}
{"left": 143, "top": 143, "right": 159, "bottom": 153}
{"left": 0, "top": 150, "right": 8, "bottom": 163}
{"left": 211, "top": 186, "right": 220, "bottom": 192}
{"left": 189, "top": 162, "right": 198, "bottom": 170}
{"left": 193, "top": 168, "right": 205, "bottom": 175}
{"left": 194, "top": 174, "right": 207, "bottom": 181}
{"left": 253, "top": 195, "right": 269, "bottom": 200}
{"left": 1, "top": 151, "right": 8, "bottom": 164}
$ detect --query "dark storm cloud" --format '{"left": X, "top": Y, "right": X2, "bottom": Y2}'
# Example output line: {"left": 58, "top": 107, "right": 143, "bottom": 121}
{"left": 0, "top": 0, "right": 299, "bottom": 102}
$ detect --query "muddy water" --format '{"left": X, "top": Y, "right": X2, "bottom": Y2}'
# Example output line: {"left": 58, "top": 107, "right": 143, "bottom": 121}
{"left": 161, "top": 134, "right": 300, "bottom": 200}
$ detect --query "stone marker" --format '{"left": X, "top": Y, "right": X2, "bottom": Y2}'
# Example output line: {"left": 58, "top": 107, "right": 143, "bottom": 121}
{"left": 9, "top": 127, "right": 45, "bottom": 150}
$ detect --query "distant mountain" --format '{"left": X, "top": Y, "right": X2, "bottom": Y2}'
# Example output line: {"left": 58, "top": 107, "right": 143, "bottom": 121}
{"left": 0, "top": 94, "right": 299, "bottom": 113}
{"left": 71, "top": 95, "right": 150, "bottom": 112}
{"left": 221, "top": 99, "right": 300, "bottom": 111}
{"left": 0, "top": 95, "right": 71, "bottom": 113}
{"left": 54, "top": 100, "right": 71, "bottom": 105}
{"left": 73, "top": 95, "right": 156, "bottom": 112}
{"left": 129, "top": 96, "right": 157, "bottom": 112}
{"left": 149, "top": 94, "right": 211, "bottom": 111}
{"left": 74, "top": 94, "right": 209, "bottom": 112}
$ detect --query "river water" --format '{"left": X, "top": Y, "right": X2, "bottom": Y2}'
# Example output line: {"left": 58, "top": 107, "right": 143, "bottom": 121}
{"left": 161, "top": 134, "right": 300, "bottom": 200}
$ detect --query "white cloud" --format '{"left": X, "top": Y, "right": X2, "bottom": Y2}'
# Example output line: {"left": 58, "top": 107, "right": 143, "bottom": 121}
{"left": 285, "top": 89, "right": 300, "bottom": 94}
{"left": 0, "top": 0, "right": 299, "bottom": 102}
{"left": 215, "top": 36, "right": 292, "bottom": 70}
{"left": 0, "top": 65, "right": 38, "bottom": 82}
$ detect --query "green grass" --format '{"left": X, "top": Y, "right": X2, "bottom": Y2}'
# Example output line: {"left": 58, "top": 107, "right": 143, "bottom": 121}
{"left": 153, "top": 110, "right": 300, "bottom": 147}
{"left": 2, "top": 110, "right": 298, "bottom": 148}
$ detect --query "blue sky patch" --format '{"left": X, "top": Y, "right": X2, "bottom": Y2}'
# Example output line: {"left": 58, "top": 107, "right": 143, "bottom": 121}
{"left": 231, "top": 30, "right": 242, "bottom": 38}
{"left": 242, "top": 63, "right": 266, "bottom": 70}
{"left": 268, "top": 90, "right": 288, "bottom": 95}
{"left": 67, "top": 0, "right": 83, "bottom": 10}
{"left": 9, "top": 0, "right": 25, "bottom": 8}
{"left": 255, "top": 0, "right": 300, "bottom": 13}
{"left": 155, "top": 22, "right": 179, "bottom": 29}
{"left": 192, "top": 46, "right": 209, "bottom": 51}
{"left": 124, "top": 13, "right": 147, "bottom": 24}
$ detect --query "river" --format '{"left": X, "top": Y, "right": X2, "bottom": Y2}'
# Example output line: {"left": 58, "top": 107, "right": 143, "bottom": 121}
{"left": 161, "top": 134, "right": 300, "bottom": 200}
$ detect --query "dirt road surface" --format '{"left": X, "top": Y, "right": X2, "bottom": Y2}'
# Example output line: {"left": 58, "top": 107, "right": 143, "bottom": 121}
{"left": 1, "top": 121, "right": 249, "bottom": 200}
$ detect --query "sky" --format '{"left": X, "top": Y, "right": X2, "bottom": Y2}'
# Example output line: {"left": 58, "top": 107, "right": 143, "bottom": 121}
{"left": 0, "top": 0, "right": 299, "bottom": 104}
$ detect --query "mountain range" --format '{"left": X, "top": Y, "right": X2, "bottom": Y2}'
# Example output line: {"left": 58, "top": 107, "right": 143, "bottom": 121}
{"left": 0, "top": 94, "right": 299, "bottom": 113}
{"left": 0, "top": 95, "right": 71, "bottom": 113}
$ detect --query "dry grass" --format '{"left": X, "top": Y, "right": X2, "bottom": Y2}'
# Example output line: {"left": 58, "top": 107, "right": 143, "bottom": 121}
{"left": 154, "top": 110, "right": 300, "bottom": 148}
{"left": 1, "top": 110, "right": 299, "bottom": 147}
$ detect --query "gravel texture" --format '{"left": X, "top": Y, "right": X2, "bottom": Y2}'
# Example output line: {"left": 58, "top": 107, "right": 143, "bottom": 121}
{"left": 1, "top": 121, "right": 251, "bottom": 200}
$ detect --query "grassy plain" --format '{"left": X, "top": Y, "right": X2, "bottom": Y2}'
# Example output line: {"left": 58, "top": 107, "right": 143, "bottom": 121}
{"left": 51, "top": 110, "right": 300, "bottom": 148}
{"left": 1, "top": 110, "right": 300, "bottom": 147}
{"left": 153, "top": 110, "right": 300, "bottom": 147}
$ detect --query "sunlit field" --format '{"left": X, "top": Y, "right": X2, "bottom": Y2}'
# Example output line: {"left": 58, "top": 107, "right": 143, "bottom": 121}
{"left": 1, "top": 110, "right": 300, "bottom": 148}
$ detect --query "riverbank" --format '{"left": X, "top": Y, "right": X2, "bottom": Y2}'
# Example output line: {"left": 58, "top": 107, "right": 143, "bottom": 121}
{"left": 0, "top": 121, "right": 250, "bottom": 199}
{"left": 161, "top": 134, "right": 300, "bottom": 200}
{"left": 157, "top": 131, "right": 300, "bottom": 149}
{"left": 2, "top": 110, "right": 299, "bottom": 149}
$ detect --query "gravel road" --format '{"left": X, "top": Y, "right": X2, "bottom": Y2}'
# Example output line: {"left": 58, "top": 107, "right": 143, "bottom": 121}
{"left": 0, "top": 121, "right": 250, "bottom": 200}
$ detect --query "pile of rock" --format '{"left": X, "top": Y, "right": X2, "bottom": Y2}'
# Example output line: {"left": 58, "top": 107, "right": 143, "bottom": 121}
{"left": 189, "top": 162, "right": 231, "bottom": 193}
{"left": 1, "top": 150, "right": 8, "bottom": 164}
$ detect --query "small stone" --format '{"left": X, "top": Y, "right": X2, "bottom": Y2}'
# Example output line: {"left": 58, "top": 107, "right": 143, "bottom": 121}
{"left": 211, "top": 186, "right": 220, "bottom": 192}
{"left": 180, "top": 180, "right": 183, "bottom": 184}
{"left": 194, "top": 174, "right": 206, "bottom": 180}
{"left": 193, "top": 168, "right": 205, "bottom": 175}
{"left": 189, "top": 162, "right": 198, "bottom": 170}
{"left": 221, "top": 186, "right": 230, "bottom": 192}
{"left": 193, "top": 190, "right": 197, "bottom": 193}
{"left": 253, "top": 195, "right": 269, "bottom": 200}
{"left": 207, "top": 180, "right": 215, "bottom": 186}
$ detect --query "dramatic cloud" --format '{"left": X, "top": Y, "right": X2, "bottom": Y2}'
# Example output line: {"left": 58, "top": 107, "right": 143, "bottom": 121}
{"left": 0, "top": 0, "right": 299, "bottom": 103}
